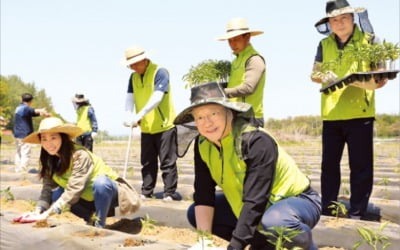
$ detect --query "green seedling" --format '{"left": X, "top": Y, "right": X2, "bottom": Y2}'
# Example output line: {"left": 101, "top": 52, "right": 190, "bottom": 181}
{"left": 328, "top": 201, "right": 348, "bottom": 220}
{"left": 261, "top": 226, "right": 303, "bottom": 250}
{"left": 353, "top": 221, "right": 391, "bottom": 250}
{"left": 193, "top": 229, "right": 214, "bottom": 249}
{"left": 140, "top": 214, "right": 157, "bottom": 231}
{"left": 0, "top": 187, "right": 15, "bottom": 201}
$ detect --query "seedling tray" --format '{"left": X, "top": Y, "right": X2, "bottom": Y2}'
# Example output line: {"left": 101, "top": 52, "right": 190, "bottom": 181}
{"left": 320, "top": 70, "right": 400, "bottom": 94}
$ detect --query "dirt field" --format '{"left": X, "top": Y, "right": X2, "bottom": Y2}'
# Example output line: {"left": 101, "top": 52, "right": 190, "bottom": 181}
{"left": 1, "top": 138, "right": 399, "bottom": 249}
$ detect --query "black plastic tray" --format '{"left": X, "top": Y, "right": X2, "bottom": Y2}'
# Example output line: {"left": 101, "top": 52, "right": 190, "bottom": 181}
{"left": 320, "top": 70, "right": 400, "bottom": 94}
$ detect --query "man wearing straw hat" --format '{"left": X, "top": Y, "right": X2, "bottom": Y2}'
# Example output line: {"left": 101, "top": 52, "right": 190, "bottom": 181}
{"left": 310, "top": 0, "right": 388, "bottom": 220}
{"left": 122, "top": 46, "right": 179, "bottom": 201}
{"left": 217, "top": 17, "right": 266, "bottom": 128}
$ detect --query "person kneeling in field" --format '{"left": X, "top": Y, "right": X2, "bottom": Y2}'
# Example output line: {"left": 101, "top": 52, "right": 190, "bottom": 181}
{"left": 14, "top": 117, "right": 140, "bottom": 228}
{"left": 174, "top": 82, "right": 321, "bottom": 250}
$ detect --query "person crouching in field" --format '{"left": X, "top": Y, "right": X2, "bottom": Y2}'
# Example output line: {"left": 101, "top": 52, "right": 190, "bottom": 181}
{"left": 13, "top": 117, "right": 140, "bottom": 228}
{"left": 174, "top": 82, "right": 321, "bottom": 250}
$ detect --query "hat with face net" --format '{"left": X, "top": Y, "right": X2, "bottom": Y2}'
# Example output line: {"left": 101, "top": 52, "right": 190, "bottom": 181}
{"left": 315, "top": 0, "right": 374, "bottom": 36}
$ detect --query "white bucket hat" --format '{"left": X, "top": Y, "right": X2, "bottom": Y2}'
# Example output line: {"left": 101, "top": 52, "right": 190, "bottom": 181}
{"left": 121, "top": 46, "right": 147, "bottom": 66}
{"left": 216, "top": 17, "right": 263, "bottom": 41}
{"left": 23, "top": 117, "right": 83, "bottom": 144}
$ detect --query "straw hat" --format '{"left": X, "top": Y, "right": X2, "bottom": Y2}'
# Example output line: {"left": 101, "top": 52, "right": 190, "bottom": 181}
{"left": 72, "top": 93, "right": 89, "bottom": 104}
{"left": 174, "top": 82, "right": 252, "bottom": 125}
{"left": 23, "top": 117, "right": 83, "bottom": 144}
{"left": 121, "top": 46, "right": 147, "bottom": 66}
{"left": 315, "top": 0, "right": 365, "bottom": 27}
{"left": 216, "top": 17, "right": 263, "bottom": 41}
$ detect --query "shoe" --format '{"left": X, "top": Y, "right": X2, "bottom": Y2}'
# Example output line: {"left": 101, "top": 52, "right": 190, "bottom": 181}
{"left": 348, "top": 214, "right": 361, "bottom": 220}
{"left": 140, "top": 194, "right": 152, "bottom": 200}
{"left": 163, "top": 196, "right": 173, "bottom": 201}
{"left": 163, "top": 192, "right": 181, "bottom": 201}
{"left": 28, "top": 168, "right": 39, "bottom": 174}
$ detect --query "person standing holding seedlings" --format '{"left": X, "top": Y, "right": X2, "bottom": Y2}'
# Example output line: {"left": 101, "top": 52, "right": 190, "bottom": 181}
{"left": 217, "top": 17, "right": 266, "bottom": 127}
{"left": 311, "top": 0, "right": 388, "bottom": 219}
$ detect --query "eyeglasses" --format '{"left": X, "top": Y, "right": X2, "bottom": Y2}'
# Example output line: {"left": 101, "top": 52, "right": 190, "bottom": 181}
{"left": 193, "top": 111, "right": 223, "bottom": 125}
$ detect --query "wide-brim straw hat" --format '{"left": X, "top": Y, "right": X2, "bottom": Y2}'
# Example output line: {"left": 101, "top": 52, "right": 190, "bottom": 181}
{"left": 315, "top": 0, "right": 365, "bottom": 27}
{"left": 216, "top": 17, "right": 263, "bottom": 41}
{"left": 174, "top": 82, "right": 252, "bottom": 125}
{"left": 71, "top": 93, "right": 89, "bottom": 104}
{"left": 121, "top": 46, "right": 147, "bottom": 66}
{"left": 23, "top": 117, "right": 83, "bottom": 144}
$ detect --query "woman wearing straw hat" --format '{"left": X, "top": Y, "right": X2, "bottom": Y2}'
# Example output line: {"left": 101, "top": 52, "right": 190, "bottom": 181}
{"left": 310, "top": 0, "right": 388, "bottom": 219}
{"left": 216, "top": 17, "right": 266, "bottom": 128}
{"left": 13, "top": 117, "right": 140, "bottom": 227}
{"left": 175, "top": 82, "right": 321, "bottom": 250}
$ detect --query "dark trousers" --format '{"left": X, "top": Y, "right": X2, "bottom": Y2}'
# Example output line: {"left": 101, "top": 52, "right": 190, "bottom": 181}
{"left": 140, "top": 128, "right": 178, "bottom": 197}
{"left": 76, "top": 133, "right": 94, "bottom": 152}
{"left": 321, "top": 118, "right": 374, "bottom": 216}
{"left": 187, "top": 191, "right": 320, "bottom": 250}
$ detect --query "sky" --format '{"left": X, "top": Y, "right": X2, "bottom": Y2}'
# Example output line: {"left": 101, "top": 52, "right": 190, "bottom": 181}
{"left": 1, "top": 0, "right": 399, "bottom": 135}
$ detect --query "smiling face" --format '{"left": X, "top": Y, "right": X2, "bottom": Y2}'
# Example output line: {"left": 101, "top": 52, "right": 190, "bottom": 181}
{"left": 40, "top": 132, "right": 62, "bottom": 156}
{"left": 192, "top": 104, "right": 233, "bottom": 146}
{"left": 228, "top": 33, "right": 251, "bottom": 54}
{"left": 329, "top": 13, "right": 354, "bottom": 42}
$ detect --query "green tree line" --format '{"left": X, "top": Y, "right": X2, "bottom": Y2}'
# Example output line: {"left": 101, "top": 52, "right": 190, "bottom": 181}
{"left": 0, "top": 75, "right": 59, "bottom": 131}
{"left": 2, "top": 72, "right": 399, "bottom": 139}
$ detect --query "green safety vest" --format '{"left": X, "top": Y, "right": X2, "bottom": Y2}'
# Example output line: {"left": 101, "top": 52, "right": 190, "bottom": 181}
{"left": 198, "top": 125, "right": 309, "bottom": 218}
{"left": 321, "top": 26, "right": 375, "bottom": 120}
{"left": 131, "top": 61, "right": 176, "bottom": 134}
{"left": 76, "top": 105, "right": 92, "bottom": 133}
{"left": 228, "top": 44, "right": 265, "bottom": 119}
{"left": 52, "top": 145, "right": 119, "bottom": 201}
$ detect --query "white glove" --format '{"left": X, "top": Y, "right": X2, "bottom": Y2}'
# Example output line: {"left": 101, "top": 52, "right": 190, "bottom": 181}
{"left": 48, "top": 198, "right": 69, "bottom": 215}
{"left": 321, "top": 71, "right": 338, "bottom": 84}
{"left": 188, "top": 237, "right": 224, "bottom": 250}
{"left": 123, "top": 114, "right": 142, "bottom": 128}
{"left": 13, "top": 206, "right": 47, "bottom": 223}
{"left": 91, "top": 132, "right": 97, "bottom": 138}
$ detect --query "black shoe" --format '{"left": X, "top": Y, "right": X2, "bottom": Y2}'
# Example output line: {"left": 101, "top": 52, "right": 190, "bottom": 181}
{"left": 163, "top": 192, "right": 181, "bottom": 201}
{"left": 28, "top": 168, "right": 39, "bottom": 174}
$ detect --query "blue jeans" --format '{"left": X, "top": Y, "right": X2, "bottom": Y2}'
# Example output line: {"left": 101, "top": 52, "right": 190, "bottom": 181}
{"left": 187, "top": 189, "right": 321, "bottom": 250}
{"left": 52, "top": 175, "right": 118, "bottom": 227}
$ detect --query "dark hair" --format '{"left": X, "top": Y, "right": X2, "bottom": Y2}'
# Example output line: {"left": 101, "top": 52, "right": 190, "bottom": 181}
{"left": 39, "top": 133, "right": 74, "bottom": 179}
{"left": 21, "top": 93, "right": 33, "bottom": 102}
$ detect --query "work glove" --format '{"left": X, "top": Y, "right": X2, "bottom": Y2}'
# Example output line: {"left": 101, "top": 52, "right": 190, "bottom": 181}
{"left": 187, "top": 237, "right": 224, "bottom": 250}
{"left": 48, "top": 198, "right": 69, "bottom": 215}
{"left": 13, "top": 206, "right": 47, "bottom": 223}
{"left": 91, "top": 132, "right": 97, "bottom": 138}
{"left": 321, "top": 71, "right": 338, "bottom": 84}
{"left": 123, "top": 114, "right": 142, "bottom": 128}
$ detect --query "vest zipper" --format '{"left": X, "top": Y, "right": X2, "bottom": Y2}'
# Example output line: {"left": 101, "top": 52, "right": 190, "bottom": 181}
{"left": 219, "top": 142, "right": 224, "bottom": 184}
{"left": 157, "top": 107, "right": 166, "bottom": 127}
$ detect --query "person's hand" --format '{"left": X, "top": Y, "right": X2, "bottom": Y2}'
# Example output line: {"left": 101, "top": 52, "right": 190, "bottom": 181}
{"left": 49, "top": 198, "right": 69, "bottom": 215}
{"left": 321, "top": 71, "right": 338, "bottom": 84}
{"left": 123, "top": 114, "right": 142, "bottom": 128}
{"left": 187, "top": 237, "right": 224, "bottom": 250}
{"left": 13, "top": 206, "right": 47, "bottom": 223}
{"left": 91, "top": 132, "right": 97, "bottom": 138}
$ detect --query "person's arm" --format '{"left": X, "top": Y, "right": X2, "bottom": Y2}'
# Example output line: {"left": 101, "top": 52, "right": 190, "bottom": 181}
{"left": 37, "top": 175, "right": 59, "bottom": 210}
{"left": 193, "top": 137, "right": 217, "bottom": 232}
{"left": 228, "top": 131, "right": 278, "bottom": 250}
{"left": 88, "top": 106, "right": 98, "bottom": 132}
{"left": 125, "top": 73, "right": 135, "bottom": 112}
{"left": 225, "top": 55, "right": 265, "bottom": 98}
{"left": 311, "top": 42, "right": 324, "bottom": 84}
